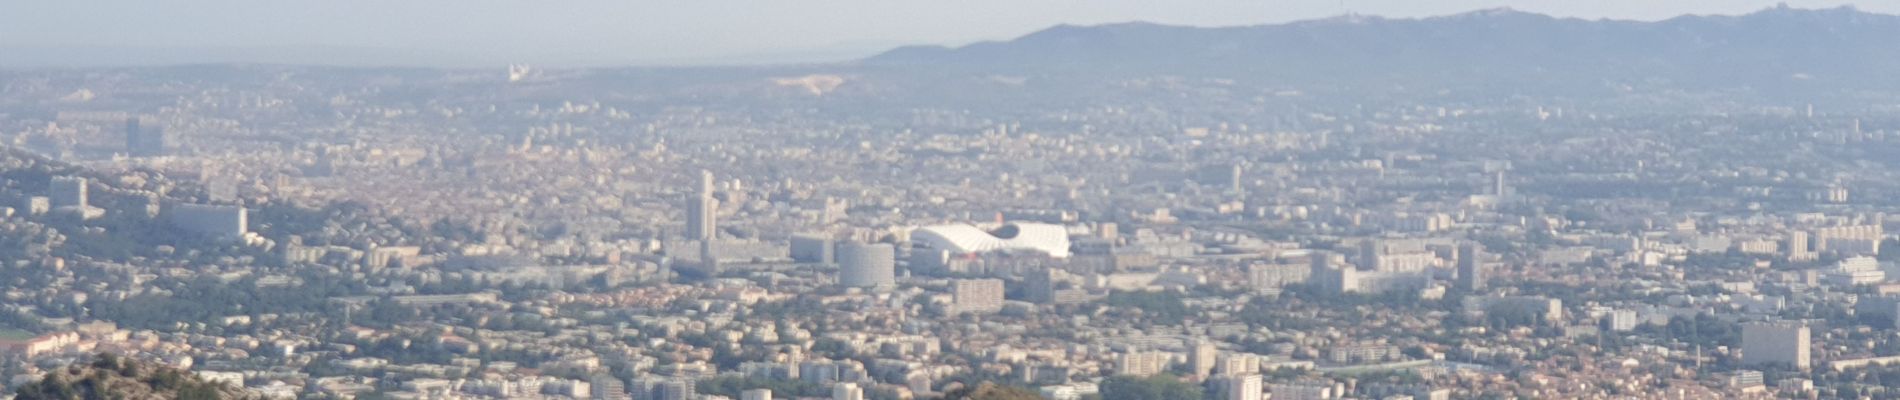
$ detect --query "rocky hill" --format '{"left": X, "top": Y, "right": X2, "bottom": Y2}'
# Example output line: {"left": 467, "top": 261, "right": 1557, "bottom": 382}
{"left": 13, "top": 355, "right": 249, "bottom": 400}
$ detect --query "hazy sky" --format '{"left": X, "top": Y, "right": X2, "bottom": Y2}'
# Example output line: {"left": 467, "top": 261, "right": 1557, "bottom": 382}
{"left": 2, "top": 0, "right": 1892, "bottom": 66}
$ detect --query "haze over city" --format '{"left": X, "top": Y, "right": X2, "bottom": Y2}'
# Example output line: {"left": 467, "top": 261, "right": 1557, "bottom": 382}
{"left": 1, "top": 0, "right": 1895, "bottom": 66}
{"left": 7, "top": 1, "right": 1900, "bottom": 400}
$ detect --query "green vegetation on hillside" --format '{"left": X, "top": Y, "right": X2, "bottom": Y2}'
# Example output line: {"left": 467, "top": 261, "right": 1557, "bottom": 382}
{"left": 14, "top": 354, "right": 248, "bottom": 400}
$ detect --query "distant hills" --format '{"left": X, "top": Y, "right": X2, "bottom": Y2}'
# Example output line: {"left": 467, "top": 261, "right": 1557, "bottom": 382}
{"left": 10, "top": 6, "right": 1898, "bottom": 111}
{"left": 865, "top": 6, "right": 1900, "bottom": 89}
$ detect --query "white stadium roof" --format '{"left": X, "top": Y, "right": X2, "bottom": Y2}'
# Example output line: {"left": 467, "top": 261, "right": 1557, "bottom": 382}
{"left": 911, "top": 222, "right": 1071, "bottom": 258}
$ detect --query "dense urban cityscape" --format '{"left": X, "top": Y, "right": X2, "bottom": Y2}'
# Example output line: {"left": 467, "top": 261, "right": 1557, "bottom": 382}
{"left": 7, "top": 4, "right": 1900, "bottom": 400}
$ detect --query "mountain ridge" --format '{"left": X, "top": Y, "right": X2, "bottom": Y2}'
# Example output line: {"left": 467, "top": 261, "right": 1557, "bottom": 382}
{"left": 862, "top": 5, "right": 1900, "bottom": 88}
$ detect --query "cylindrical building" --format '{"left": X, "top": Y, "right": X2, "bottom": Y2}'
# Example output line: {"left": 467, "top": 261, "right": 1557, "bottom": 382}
{"left": 837, "top": 242, "right": 895, "bottom": 290}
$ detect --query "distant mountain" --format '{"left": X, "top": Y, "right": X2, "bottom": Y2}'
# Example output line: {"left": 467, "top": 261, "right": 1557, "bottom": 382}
{"left": 865, "top": 6, "right": 1900, "bottom": 88}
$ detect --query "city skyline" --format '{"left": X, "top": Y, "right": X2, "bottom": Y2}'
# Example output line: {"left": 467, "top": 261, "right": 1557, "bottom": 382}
{"left": 8, "top": 2, "right": 1900, "bottom": 399}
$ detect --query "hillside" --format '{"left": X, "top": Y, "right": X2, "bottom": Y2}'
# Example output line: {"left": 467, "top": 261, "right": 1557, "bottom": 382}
{"left": 13, "top": 355, "right": 249, "bottom": 400}
{"left": 865, "top": 6, "right": 1900, "bottom": 89}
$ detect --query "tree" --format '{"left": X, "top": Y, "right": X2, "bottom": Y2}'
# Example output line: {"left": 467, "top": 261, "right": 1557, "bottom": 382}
{"left": 944, "top": 383, "right": 1042, "bottom": 400}
{"left": 16, "top": 354, "right": 247, "bottom": 400}
{"left": 1101, "top": 374, "right": 1203, "bottom": 400}
{"left": 1103, "top": 291, "right": 1193, "bottom": 325}
{"left": 694, "top": 376, "right": 827, "bottom": 399}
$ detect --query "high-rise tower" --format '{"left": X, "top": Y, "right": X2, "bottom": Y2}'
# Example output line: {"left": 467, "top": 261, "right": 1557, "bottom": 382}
{"left": 1494, "top": 169, "right": 1508, "bottom": 197}
{"left": 685, "top": 170, "right": 718, "bottom": 240}
{"left": 1457, "top": 243, "right": 1487, "bottom": 291}
{"left": 126, "top": 117, "right": 165, "bottom": 157}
